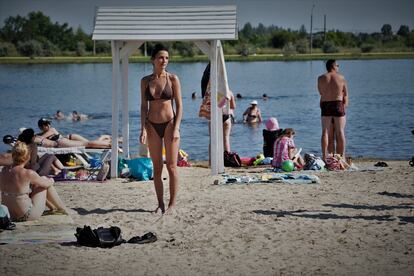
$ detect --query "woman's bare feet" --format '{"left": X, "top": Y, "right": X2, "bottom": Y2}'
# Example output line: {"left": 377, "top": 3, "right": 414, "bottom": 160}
{"left": 154, "top": 204, "right": 165, "bottom": 215}
{"left": 164, "top": 204, "right": 176, "bottom": 215}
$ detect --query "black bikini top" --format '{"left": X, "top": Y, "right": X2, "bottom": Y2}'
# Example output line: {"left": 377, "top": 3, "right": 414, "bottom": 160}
{"left": 145, "top": 74, "right": 173, "bottom": 101}
{"left": 47, "top": 133, "right": 61, "bottom": 141}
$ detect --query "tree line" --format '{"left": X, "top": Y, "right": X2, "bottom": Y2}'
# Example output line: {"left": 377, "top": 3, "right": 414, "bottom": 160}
{"left": 0, "top": 11, "right": 413, "bottom": 57}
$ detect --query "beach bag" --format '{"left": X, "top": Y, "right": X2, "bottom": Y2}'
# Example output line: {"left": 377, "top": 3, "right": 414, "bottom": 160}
{"left": 0, "top": 204, "right": 16, "bottom": 231}
{"left": 324, "top": 154, "right": 348, "bottom": 171}
{"left": 75, "top": 225, "right": 125, "bottom": 248}
{"left": 125, "top": 157, "right": 153, "bottom": 181}
{"left": 224, "top": 151, "right": 242, "bottom": 167}
{"left": 304, "top": 153, "right": 325, "bottom": 170}
{"left": 177, "top": 149, "right": 191, "bottom": 167}
{"left": 96, "top": 162, "right": 110, "bottom": 181}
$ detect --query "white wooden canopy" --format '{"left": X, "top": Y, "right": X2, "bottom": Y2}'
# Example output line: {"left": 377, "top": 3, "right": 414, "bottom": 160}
{"left": 92, "top": 5, "right": 237, "bottom": 178}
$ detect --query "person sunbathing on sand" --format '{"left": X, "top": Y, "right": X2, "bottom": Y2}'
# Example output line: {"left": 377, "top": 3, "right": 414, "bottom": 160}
{"left": 37, "top": 118, "right": 111, "bottom": 149}
{"left": 0, "top": 142, "right": 70, "bottom": 222}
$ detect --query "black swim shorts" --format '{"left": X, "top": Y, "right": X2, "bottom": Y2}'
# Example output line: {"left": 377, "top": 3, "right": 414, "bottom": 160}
{"left": 320, "top": 101, "right": 345, "bottom": 117}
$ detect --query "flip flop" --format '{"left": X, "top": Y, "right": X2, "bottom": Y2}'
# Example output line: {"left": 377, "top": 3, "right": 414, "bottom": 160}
{"left": 374, "top": 161, "right": 388, "bottom": 167}
{"left": 127, "top": 232, "right": 157, "bottom": 244}
{"left": 42, "top": 210, "right": 67, "bottom": 216}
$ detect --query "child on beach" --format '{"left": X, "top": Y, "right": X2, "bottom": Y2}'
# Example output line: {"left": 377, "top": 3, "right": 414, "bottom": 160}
{"left": 272, "top": 128, "right": 304, "bottom": 169}
{"left": 263, "top": 117, "right": 283, "bottom": 158}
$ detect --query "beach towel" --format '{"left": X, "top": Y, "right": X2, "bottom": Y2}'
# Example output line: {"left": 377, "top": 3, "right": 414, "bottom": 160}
{"left": 218, "top": 173, "right": 320, "bottom": 185}
{"left": 0, "top": 214, "right": 74, "bottom": 244}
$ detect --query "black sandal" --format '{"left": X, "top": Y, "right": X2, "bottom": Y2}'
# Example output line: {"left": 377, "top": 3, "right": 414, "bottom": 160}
{"left": 374, "top": 161, "right": 388, "bottom": 167}
{"left": 127, "top": 232, "right": 157, "bottom": 244}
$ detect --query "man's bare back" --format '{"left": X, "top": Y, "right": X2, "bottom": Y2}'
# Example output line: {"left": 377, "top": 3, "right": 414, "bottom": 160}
{"left": 317, "top": 59, "right": 348, "bottom": 160}
{"left": 318, "top": 72, "right": 347, "bottom": 103}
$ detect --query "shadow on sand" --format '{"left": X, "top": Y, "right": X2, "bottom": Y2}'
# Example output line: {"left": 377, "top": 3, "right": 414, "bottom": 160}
{"left": 73, "top": 207, "right": 153, "bottom": 215}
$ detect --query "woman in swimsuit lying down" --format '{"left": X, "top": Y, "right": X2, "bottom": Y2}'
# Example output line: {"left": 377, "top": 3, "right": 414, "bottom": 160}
{"left": 140, "top": 44, "right": 182, "bottom": 215}
{"left": 0, "top": 142, "right": 69, "bottom": 222}
{"left": 36, "top": 118, "right": 111, "bottom": 149}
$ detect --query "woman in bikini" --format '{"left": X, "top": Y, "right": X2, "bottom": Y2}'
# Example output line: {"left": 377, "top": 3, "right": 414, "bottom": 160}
{"left": 243, "top": 100, "right": 262, "bottom": 124}
{"left": 140, "top": 44, "right": 182, "bottom": 215}
{"left": 18, "top": 128, "right": 64, "bottom": 176}
{"left": 36, "top": 118, "right": 111, "bottom": 149}
{"left": 0, "top": 142, "right": 69, "bottom": 222}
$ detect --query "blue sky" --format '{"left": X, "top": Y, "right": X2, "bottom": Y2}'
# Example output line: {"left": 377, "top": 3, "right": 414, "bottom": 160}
{"left": 0, "top": 0, "right": 413, "bottom": 34}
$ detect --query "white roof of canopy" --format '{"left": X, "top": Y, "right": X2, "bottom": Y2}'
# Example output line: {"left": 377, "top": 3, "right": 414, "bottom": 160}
{"left": 92, "top": 5, "right": 237, "bottom": 41}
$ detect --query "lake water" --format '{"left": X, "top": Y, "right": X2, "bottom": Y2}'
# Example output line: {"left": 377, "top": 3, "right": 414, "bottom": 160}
{"left": 0, "top": 59, "right": 413, "bottom": 160}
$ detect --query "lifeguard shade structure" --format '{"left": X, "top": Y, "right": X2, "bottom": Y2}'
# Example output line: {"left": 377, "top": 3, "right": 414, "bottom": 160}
{"left": 92, "top": 5, "right": 237, "bottom": 178}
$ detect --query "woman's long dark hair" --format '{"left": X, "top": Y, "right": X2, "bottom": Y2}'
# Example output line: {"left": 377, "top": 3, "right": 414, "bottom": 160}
{"left": 151, "top": 43, "right": 169, "bottom": 59}
{"left": 18, "top": 128, "right": 35, "bottom": 144}
{"left": 201, "top": 63, "right": 210, "bottom": 98}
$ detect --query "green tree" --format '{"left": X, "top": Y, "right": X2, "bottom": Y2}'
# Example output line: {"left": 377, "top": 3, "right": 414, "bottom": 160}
{"left": 322, "top": 40, "right": 338, "bottom": 53}
{"left": 95, "top": 41, "right": 111, "bottom": 54}
{"left": 240, "top": 23, "right": 254, "bottom": 40}
{"left": 299, "top": 24, "right": 307, "bottom": 39}
{"left": 295, "top": 39, "right": 308, "bottom": 53}
{"left": 0, "top": 15, "right": 27, "bottom": 44}
{"left": 76, "top": 41, "right": 86, "bottom": 56}
{"left": 271, "top": 30, "right": 293, "bottom": 48}
{"left": 173, "top": 41, "right": 195, "bottom": 57}
{"left": 74, "top": 27, "right": 93, "bottom": 51}
{"left": 381, "top": 24, "right": 393, "bottom": 42}
{"left": 42, "top": 40, "right": 60, "bottom": 56}
{"left": 17, "top": 39, "right": 43, "bottom": 57}
{"left": 381, "top": 24, "right": 392, "bottom": 36}
{"left": 406, "top": 31, "right": 414, "bottom": 47}
{"left": 0, "top": 42, "right": 18, "bottom": 56}
{"left": 397, "top": 25, "right": 410, "bottom": 38}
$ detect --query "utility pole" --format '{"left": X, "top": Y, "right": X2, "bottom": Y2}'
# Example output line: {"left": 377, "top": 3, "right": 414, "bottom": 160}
{"left": 310, "top": 4, "right": 315, "bottom": 54}
{"left": 323, "top": 14, "right": 326, "bottom": 43}
{"left": 93, "top": 6, "right": 97, "bottom": 56}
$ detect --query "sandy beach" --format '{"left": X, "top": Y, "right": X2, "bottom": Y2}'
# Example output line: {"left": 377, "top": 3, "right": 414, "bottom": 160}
{"left": 1, "top": 160, "right": 413, "bottom": 275}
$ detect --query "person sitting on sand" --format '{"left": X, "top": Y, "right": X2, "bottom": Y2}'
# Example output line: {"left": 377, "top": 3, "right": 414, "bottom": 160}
{"left": 54, "top": 110, "right": 65, "bottom": 120}
{"left": 0, "top": 142, "right": 70, "bottom": 222}
{"left": 18, "top": 128, "right": 64, "bottom": 176}
{"left": 36, "top": 118, "right": 111, "bottom": 149}
{"left": 263, "top": 117, "right": 284, "bottom": 158}
{"left": 243, "top": 100, "right": 262, "bottom": 124}
{"left": 272, "top": 128, "right": 304, "bottom": 169}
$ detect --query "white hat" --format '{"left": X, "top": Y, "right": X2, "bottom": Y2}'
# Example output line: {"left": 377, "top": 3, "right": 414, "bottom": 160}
{"left": 250, "top": 100, "right": 258, "bottom": 105}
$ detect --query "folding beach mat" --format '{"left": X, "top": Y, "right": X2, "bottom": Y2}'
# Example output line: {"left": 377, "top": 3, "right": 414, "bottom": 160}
{"left": 0, "top": 214, "right": 75, "bottom": 245}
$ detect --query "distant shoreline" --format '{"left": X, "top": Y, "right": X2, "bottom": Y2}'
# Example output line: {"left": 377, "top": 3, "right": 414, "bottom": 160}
{"left": 1, "top": 52, "right": 414, "bottom": 64}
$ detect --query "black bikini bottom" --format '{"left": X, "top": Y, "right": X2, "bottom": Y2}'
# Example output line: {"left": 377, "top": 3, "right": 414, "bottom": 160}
{"left": 223, "top": 114, "right": 234, "bottom": 123}
{"left": 147, "top": 118, "right": 174, "bottom": 139}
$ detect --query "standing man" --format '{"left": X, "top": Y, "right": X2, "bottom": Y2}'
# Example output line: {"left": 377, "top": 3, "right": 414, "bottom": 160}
{"left": 317, "top": 59, "right": 348, "bottom": 160}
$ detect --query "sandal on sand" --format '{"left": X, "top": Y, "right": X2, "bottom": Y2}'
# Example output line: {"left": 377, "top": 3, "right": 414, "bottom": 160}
{"left": 374, "top": 161, "right": 388, "bottom": 167}
{"left": 127, "top": 232, "right": 157, "bottom": 244}
{"left": 42, "top": 210, "right": 67, "bottom": 216}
